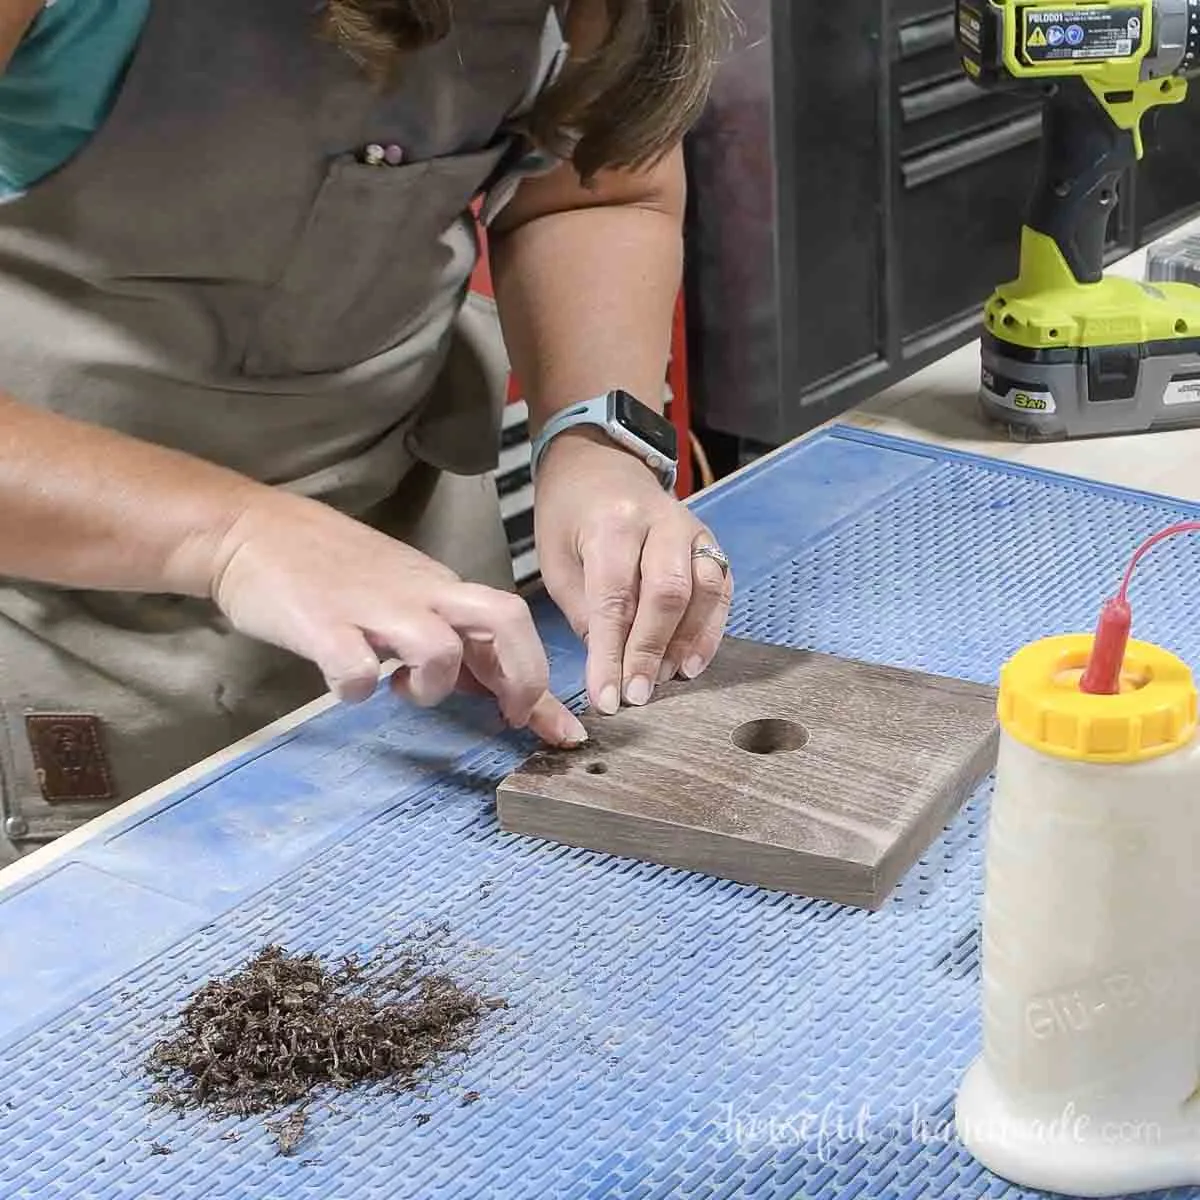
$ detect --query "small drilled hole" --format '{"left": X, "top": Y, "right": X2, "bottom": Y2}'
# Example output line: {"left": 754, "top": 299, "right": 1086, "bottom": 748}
{"left": 585, "top": 762, "right": 608, "bottom": 775}
{"left": 1048, "top": 328, "right": 1059, "bottom": 338}
{"left": 1003, "top": 314, "right": 1016, "bottom": 328}
{"left": 1177, "top": 319, "right": 1189, "bottom": 334}
{"left": 730, "top": 718, "right": 809, "bottom": 755}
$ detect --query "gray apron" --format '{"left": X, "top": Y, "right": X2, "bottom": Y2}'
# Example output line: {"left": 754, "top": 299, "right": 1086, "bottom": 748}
{"left": 0, "top": 0, "right": 570, "bottom": 861}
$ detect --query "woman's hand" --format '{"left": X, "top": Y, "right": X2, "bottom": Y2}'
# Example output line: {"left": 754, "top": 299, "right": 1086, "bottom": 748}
{"left": 207, "top": 491, "right": 587, "bottom": 747}
{"left": 533, "top": 429, "right": 733, "bottom": 714}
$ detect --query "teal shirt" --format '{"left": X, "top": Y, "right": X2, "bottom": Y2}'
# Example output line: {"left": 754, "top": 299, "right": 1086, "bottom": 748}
{"left": 0, "top": 0, "right": 150, "bottom": 197}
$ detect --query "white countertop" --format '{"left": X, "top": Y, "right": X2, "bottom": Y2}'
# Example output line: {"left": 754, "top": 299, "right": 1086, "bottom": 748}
{"left": 843, "top": 216, "right": 1200, "bottom": 499}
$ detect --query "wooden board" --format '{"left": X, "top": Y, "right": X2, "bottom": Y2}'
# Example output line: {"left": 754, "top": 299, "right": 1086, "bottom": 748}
{"left": 496, "top": 637, "right": 998, "bottom": 911}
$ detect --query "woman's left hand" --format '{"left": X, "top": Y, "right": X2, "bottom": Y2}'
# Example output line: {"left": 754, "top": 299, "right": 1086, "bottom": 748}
{"left": 533, "top": 429, "right": 733, "bottom": 715}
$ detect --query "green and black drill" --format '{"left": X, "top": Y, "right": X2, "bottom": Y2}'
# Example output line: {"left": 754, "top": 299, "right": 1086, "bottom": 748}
{"left": 955, "top": 0, "right": 1200, "bottom": 438}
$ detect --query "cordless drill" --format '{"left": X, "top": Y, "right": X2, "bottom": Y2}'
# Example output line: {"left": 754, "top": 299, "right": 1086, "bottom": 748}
{"left": 955, "top": 0, "right": 1200, "bottom": 438}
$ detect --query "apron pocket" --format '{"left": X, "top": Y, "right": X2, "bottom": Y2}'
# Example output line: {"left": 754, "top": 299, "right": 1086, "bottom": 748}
{"left": 242, "top": 141, "right": 511, "bottom": 378}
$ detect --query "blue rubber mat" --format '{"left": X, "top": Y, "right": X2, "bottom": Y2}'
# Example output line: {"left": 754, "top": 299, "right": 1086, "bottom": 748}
{"left": 4, "top": 424, "right": 1200, "bottom": 1200}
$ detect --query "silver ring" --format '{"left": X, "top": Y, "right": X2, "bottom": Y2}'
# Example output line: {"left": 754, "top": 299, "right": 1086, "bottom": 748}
{"left": 691, "top": 544, "right": 730, "bottom": 577}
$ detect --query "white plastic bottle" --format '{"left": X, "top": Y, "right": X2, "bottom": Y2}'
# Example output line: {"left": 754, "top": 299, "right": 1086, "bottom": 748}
{"left": 956, "top": 631, "right": 1200, "bottom": 1197}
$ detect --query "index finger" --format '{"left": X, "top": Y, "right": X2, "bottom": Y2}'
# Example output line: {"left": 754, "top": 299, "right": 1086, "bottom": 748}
{"left": 525, "top": 689, "right": 588, "bottom": 747}
{"left": 455, "top": 643, "right": 588, "bottom": 747}
{"left": 433, "top": 583, "right": 551, "bottom": 728}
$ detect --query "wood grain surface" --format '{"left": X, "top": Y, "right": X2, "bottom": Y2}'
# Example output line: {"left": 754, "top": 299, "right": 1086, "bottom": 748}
{"left": 496, "top": 637, "right": 998, "bottom": 910}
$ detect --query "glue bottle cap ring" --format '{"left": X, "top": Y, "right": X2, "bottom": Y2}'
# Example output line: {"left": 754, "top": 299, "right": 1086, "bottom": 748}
{"left": 999, "top": 634, "right": 1197, "bottom": 763}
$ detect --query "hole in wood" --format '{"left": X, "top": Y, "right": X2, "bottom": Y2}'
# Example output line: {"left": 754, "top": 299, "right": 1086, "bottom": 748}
{"left": 585, "top": 762, "right": 608, "bottom": 775}
{"left": 730, "top": 718, "right": 809, "bottom": 755}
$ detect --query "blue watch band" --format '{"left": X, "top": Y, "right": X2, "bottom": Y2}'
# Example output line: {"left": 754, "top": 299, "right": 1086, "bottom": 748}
{"left": 529, "top": 392, "right": 678, "bottom": 490}
{"left": 530, "top": 396, "right": 610, "bottom": 475}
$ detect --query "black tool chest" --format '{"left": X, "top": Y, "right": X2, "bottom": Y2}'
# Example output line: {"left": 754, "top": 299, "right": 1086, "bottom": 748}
{"left": 684, "top": 0, "right": 1200, "bottom": 457}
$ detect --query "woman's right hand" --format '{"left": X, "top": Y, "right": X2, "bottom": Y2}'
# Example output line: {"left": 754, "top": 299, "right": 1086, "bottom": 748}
{"left": 206, "top": 491, "right": 587, "bottom": 747}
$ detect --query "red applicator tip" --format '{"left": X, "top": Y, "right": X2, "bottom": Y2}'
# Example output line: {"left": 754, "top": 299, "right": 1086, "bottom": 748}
{"left": 1077, "top": 519, "right": 1200, "bottom": 695}
{"left": 1078, "top": 595, "right": 1131, "bottom": 695}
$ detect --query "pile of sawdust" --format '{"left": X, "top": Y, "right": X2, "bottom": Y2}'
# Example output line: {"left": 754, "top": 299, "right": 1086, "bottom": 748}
{"left": 145, "top": 942, "right": 503, "bottom": 1153}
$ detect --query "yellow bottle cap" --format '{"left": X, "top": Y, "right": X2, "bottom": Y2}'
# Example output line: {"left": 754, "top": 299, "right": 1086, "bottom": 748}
{"left": 998, "top": 634, "right": 1198, "bottom": 764}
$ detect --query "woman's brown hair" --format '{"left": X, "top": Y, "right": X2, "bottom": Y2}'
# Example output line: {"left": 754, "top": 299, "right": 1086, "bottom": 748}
{"left": 322, "top": 1, "right": 733, "bottom": 180}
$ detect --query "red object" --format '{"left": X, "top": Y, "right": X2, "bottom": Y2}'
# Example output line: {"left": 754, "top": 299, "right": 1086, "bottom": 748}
{"left": 469, "top": 204, "right": 494, "bottom": 297}
{"left": 1078, "top": 596, "right": 1132, "bottom": 695}
{"left": 1079, "top": 520, "right": 1200, "bottom": 693}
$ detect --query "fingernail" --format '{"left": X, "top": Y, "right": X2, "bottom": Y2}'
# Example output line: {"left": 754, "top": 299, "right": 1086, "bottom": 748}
{"left": 597, "top": 684, "right": 620, "bottom": 715}
{"left": 681, "top": 655, "right": 706, "bottom": 679}
{"left": 657, "top": 659, "right": 677, "bottom": 684}
{"left": 624, "top": 676, "right": 652, "bottom": 706}
{"left": 560, "top": 714, "right": 588, "bottom": 746}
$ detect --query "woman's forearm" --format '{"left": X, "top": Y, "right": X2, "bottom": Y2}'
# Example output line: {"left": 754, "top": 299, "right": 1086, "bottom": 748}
{"left": 0, "top": 392, "right": 585, "bottom": 742}
{"left": 490, "top": 202, "right": 681, "bottom": 433}
{"left": 0, "top": 390, "right": 267, "bottom": 595}
{"left": 488, "top": 147, "right": 685, "bottom": 435}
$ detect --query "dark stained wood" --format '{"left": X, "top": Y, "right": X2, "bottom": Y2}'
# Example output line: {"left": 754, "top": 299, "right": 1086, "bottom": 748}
{"left": 496, "top": 637, "right": 998, "bottom": 911}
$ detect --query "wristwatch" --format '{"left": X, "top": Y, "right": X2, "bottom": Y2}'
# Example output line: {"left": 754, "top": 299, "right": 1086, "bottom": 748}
{"left": 529, "top": 389, "right": 679, "bottom": 490}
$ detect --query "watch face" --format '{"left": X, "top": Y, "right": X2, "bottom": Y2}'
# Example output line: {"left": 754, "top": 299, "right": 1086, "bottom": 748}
{"left": 612, "top": 390, "right": 678, "bottom": 461}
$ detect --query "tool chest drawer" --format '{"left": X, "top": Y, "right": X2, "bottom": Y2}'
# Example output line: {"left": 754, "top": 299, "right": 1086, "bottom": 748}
{"left": 1137, "top": 90, "right": 1200, "bottom": 239}
{"left": 895, "top": 5, "right": 1041, "bottom": 157}
{"left": 897, "top": 73, "right": 1038, "bottom": 157}
{"left": 895, "top": 6, "right": 957, "bottom": 78}
{"left": 891, "top": 0, "right": 953, "bottom": 22}
{"left": 898, "top": 132, "right": 1037, "bottom": 339}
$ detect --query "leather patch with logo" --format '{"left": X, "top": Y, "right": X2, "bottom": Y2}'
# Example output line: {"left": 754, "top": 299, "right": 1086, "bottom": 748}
{"left": 26, "top": 714, "right": 115, "bottom": 804}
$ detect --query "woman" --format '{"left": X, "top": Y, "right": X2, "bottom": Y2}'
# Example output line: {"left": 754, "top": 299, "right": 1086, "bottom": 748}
{"left": 0, "top": 0, "right": 734, "bottom": 860}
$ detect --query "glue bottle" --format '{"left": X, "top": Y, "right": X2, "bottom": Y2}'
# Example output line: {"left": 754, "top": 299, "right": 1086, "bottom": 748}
{"left": 955, "top": 522, "right": 1200, "bottom": 1198}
